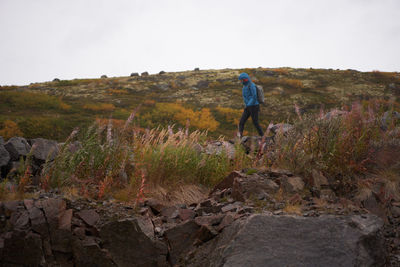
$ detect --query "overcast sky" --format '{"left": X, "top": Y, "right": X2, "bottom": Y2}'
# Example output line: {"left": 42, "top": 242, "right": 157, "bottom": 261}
{"left": 0, "top": 0, "right": 399, "bottom": 85}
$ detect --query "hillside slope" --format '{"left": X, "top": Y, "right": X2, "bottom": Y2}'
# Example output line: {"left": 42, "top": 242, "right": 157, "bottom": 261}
{"left": 1, "top": 67, "right": 399, "bottom": 141}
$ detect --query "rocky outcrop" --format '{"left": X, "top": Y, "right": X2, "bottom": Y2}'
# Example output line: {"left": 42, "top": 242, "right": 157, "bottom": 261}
{"left": 0, "top": 197, "right": 168, "bottom": 266}
{"left": 0, "top": 169, "right": 394, "bottom": 266}
{"left": 0, "top": 136, "right": 62, "bottom": 179}
{"left": 184, "top": 214, "right": 386, "bottom": 267}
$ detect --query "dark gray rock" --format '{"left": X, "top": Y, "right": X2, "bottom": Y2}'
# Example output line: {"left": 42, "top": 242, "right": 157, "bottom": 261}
{"left": 213, "top": 171, "right": 279, "bottom": 202}
{"left": 4, "top": 137, "right": 31, "bottom": 161}
{"left": 141, "top": 71, "right": 149, "bottom": 76}
{"left": 27, "top": 205, "right": 48, "bottom": 236}
{"left": 160, "top": 206, "right": 179, "bottom": 219}
{"left": 137, "top": 215, "right": 155, "bottom": 240}
{"left": 30, "top": 138, "right": 59, "bottom": 162}
{"left": 159, "top": 71, "right": 166, "bottom": 75}
{"left": 270, "top": 123, "right": 293, "bottom": 135}
{"left": 72, "top": 237, "right": 116, "bottom": 267}
{"left": 100, "top": 219, "right": 167, "bottom": 266}
{"left": 53, "top": 78, "right": 60, "bottom": 82}
{"left": 2, "top": 231, "right": 45, "bottom": 266}
{"left": 194, "top": 68, "right": 200, "bottom": 71}
{"left": 145, "top": 198, "right": 166, "bottom": 215}
{"left": 205, "top": 141, "right": 235, "bottom": 159}
{"left": 164, "top": 220, "right": 201, "bottom": 265}
{"left": 76, "top": 209, "right": 100, "bottom": 227}
{"left": 9, "top": 210, "right": 30, "bottom": 230}
{"left": 280, "top": 176, "right": 305, "bottom": 193}
{"left": 179, "top": 208, "right": 196, "bottom": 221}
{"left": 186, "top": 214, "right": 386, "bottom": 267}
{"left": 381, "top": 111, "right": 400, "bottom": 130}
{"left": 101, "top": 75, "right": 107, "bottom": 78}
{"left": 0, "top": 144, "right": 10, "bottom": 175}
{"left": 0, "top": 136, "right": 4, "bottom": 145}
{"left": 130, "top": 72, "right": 139, "bottom": 77}
{"left": 196, "top": 80, "right": 209, "bottom": 89}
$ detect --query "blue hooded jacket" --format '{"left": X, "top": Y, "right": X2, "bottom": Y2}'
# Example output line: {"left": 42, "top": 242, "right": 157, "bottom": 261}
{"left": 239, "top": 73, "right": 259, "bottom": 107}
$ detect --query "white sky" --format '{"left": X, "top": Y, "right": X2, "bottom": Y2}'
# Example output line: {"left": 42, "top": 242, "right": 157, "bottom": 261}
{"left": 0, "top": 0, "right": 399, "bottom": 85}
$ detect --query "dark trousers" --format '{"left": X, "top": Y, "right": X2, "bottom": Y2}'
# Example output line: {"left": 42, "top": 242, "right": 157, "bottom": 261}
{"left": 239, "top": 105, "right": 264, "bottom": 137}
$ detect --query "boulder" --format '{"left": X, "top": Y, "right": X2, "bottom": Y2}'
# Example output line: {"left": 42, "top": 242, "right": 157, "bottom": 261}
{"left": 4, "top": 137, "right": 31, "bottom": 161}
{"left": 145, "top": 198, "right": 166, "bottom": 215}
{"left": 270, "top": 123, "right": 293, "bottom": 135}
{"left": 76, "top": 209, "right": 100, "bottom": 227}
{"left": 179, "top": 208, "right": 196, "bottom": 221}
{"left": 27, "top": 205, "right": 48, "bottom": 236}
{"left": 205, "top": 141, "right": 235, "bottom": 159}
{"left": 159, "top": 71, "right": 166, "bottom": 75}
{"left": 362, "top": 193, "right": 387, "bottom": 220}
{"left": 72, "top": 238, "right": 115, "bottom": 267}
{"left": 136, "top": 215, "right": 155, "bottom": 240}
{"left": 164, "top": 220, "right": 201, "bottom": 265}
{"left": 101, "top": 75, "right": 107, "bottom": 79}
{"left": 230, "top": 172, "right": 279, "bottom": 202}
{"left": 196, "top": 80, "right": 209, "bottom": 89}
{"left": 0, "top": 144, "right": 10, "bottom": 176}
{"left": 141, "top": 71, "right": 149, "bottom": 76}
{"left": 186, "top": 214, "right": 386, "bottom": 267}
{"left": 9, "top": 210, "right": 30, "bottom": 230}
{"left": 130, "top": 72, "right": 139, "bottom": 77}
{"left": 100, "top": 219, "right": 167, "bottom": 266}
{"left": 160, "top": 206, "right": 179, "bottom": 219}
{"left": 280, "top": 176, "right": 305, "bottom": 193}
{"left": 30, "top": 138, "right": 59, "bottom": 162}
{"left": 194, "top": 67, "right": 200, "bottom": 71}
{"left": 311, "top": 169, "right": 329, "bottom": 190}
{"left": 2, "top": 231, "right": 45, "bottom": 266}
{"left": 53, "top": 78, "right": 60, "bottom": 82}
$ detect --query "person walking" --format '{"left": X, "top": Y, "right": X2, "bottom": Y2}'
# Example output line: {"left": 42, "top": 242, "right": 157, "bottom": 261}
{"left": 238, "top": 73, "right": 264, "bottom": 138}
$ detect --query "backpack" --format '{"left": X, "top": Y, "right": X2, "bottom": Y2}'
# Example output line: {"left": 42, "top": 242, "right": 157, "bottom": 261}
{"left": 255, "top": 84, "right": 265, "bottom": 105}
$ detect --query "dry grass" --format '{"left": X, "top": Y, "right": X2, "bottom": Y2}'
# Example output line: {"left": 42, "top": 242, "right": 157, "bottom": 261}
{"left": 283, "top": 204, "right": 302, "bottom": 215}
{"left": 83, "top": 103, "right": 116, "bottom": 112}
{"left": 144, "top": 184, "right": 208, "bottom": 206}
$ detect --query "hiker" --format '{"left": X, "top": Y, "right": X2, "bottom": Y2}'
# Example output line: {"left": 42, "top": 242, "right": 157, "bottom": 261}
{"left": 238, "top": 73, "right": 264, "bottom": 138}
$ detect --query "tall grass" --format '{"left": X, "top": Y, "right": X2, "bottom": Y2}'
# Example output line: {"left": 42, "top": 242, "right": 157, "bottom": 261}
{"left": 262, "top": 100, "right": 400, "bottom": 197}
{"left": 41, "top": 111, "right": 248, "bottom": 200}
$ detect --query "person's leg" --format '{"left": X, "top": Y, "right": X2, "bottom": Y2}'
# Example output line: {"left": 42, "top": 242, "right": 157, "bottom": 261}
{"left": 249, "top": 105, "right": 264, "bottom": 136}
{"left": 238, "top": 107, "right": 251, "bottom": 137}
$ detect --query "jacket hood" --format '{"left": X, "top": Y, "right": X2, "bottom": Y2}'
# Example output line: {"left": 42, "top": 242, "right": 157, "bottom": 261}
{"left": 238, "top": 72, "right": 251, "bottom": 81}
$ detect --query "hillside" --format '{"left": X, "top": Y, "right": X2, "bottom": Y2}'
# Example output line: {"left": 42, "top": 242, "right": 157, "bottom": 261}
{"left": 1, "top": 67, "right": 399, "bottom": 141}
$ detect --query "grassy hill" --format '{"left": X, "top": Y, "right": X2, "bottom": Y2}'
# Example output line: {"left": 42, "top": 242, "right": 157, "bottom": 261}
{"left": 1, "top": 67, "right": 399, "bottom": 141}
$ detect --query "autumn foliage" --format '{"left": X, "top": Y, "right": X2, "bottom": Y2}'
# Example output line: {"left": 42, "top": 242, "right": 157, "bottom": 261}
{"left": 0, "top": 120, "right": 23, "bottom": 140}
{"left": 215, "top": 106, "right": 242, "bottom": 125}
{"left": 144, "top": 103, "right": 219, "bottom": 131}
